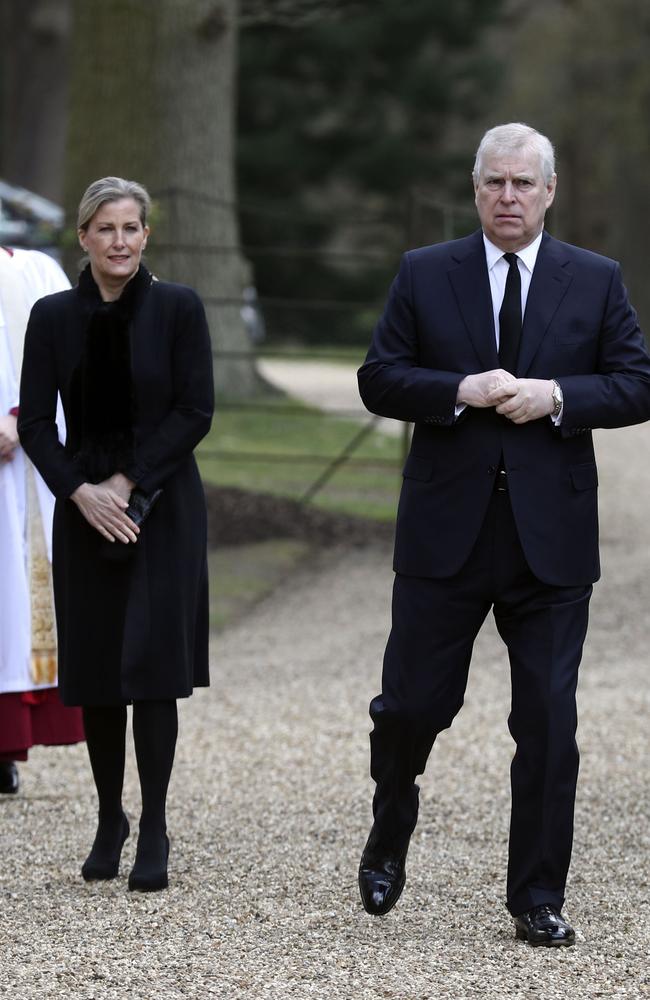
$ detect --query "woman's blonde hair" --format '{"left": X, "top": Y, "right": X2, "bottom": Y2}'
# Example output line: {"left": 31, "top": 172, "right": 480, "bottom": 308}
{"left": 77, "top": 177, "right": 151, "bottom": 231}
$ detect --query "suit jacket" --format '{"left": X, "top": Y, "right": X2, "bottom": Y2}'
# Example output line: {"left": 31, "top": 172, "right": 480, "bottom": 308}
{"left": 358, "top": 229, "right": 650, "bottom": 586}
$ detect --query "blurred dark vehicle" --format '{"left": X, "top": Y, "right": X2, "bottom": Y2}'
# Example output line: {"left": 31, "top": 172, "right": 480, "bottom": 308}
{"left": 0, "top": 179, "right": 64, "bottom": 259}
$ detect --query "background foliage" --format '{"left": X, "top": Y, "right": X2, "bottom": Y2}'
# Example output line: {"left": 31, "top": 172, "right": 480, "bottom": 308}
{"left": 1, "top": 0, "right": 649, "bottom": 350}
{"left": 237, "top": 0, "right": 507, "bottom": 343}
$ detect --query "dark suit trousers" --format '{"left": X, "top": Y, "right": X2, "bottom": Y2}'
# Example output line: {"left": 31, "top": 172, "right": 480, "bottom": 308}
{"left": 369, "top": 487, "right": 592, "bottom": 916}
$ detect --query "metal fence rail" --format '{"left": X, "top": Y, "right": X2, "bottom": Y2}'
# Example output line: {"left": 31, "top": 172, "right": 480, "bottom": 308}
{"left": 205, "top": 347, "right": 412, "bottom": 508}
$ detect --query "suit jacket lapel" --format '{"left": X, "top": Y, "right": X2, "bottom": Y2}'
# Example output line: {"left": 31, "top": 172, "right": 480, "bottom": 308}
{"left": 518, "top": 232, "right": 573, "bottom": 375}
{"left": 447, "top": 231, "right": 500, "bottom": 371}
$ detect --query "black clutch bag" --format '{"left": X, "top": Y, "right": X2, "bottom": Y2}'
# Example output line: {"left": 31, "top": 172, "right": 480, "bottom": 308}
{"left": 100, "top": 487, "right": 163, "bottom": 561}
{"left": 125, "top": 487, "right": 163, "bottom": 528}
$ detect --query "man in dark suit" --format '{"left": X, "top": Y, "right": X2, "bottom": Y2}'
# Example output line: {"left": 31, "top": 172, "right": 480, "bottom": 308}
{"left": 357, "top": 122, "right": 650, "bottom": 946}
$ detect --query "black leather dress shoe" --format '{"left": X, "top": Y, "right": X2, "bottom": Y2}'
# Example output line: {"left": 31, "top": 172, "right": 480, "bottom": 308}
{"left": 0, "top": 761, "right": 19, "bottom": 795}
{"left": 513, "top": 904, "right": 576, "bottom": 946}
{"left": 358, "top": 825, "right": 409, "bottom": 916}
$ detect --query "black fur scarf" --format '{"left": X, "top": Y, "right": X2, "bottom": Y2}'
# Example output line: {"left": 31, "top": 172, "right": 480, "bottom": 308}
{"left": 74, "top": 263, "right": 152, "bottom": 483}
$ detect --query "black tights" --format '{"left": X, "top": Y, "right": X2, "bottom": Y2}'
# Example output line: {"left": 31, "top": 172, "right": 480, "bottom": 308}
{"left": 82, "top": 700, "right": 178, "bottom": 839}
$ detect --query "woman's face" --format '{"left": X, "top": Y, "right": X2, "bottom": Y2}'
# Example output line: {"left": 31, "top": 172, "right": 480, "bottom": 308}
{"left": 79, "top": 197, "right": 149, "bottom": 286}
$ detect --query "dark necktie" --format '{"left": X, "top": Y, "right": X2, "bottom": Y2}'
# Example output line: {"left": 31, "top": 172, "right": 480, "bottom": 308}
{"left": 498, "top": 252, "right": 521, "bottom": 373}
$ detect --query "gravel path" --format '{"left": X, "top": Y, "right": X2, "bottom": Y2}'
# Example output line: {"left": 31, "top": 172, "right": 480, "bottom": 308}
{"left": 1, "top": 424, "right": 649, "bottom": 999}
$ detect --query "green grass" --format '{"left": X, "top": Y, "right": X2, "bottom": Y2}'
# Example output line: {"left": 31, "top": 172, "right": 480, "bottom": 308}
{"left": 208, "top": 539, "right": 312, "bottom": 630}
{"left": 257, "top": 342, "right": 368, "bottom": 366}
{"left": 197, "top": 399, "right": 404, "bottom": 521}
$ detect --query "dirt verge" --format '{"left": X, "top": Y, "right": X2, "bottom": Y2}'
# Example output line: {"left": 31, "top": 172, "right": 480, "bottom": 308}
{"left": 204, "top": 483, "right": 394, "bottom": 548}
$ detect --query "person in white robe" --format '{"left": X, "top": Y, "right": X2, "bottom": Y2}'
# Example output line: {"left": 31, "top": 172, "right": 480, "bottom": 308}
{"left": 0, "top": 247, "right": 84, "bottom": 794}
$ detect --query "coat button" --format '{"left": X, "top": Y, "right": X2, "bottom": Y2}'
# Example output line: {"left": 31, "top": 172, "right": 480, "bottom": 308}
{"left": 488, "top": 465, "right": 496, "bottom": 475}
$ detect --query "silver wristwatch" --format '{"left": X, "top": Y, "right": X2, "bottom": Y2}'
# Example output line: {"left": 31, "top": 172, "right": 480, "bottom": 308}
{"left": 551, "top": 379, "right": 563, "bottom": 417}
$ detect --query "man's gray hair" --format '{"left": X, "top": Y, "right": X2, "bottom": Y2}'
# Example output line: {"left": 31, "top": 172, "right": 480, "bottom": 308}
{"left": 77, "top": 176, "right": 151, "bottom": 231}
{"left": 472, "top": 123, "right": 556, "bottom": 184}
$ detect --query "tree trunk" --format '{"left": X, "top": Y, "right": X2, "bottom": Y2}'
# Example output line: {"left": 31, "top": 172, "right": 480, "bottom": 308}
{"left": 0, "top": 0, "right": 71, "bottom": 202}
{"left": 65, "top": 0, "right": 259, "bottom": 398}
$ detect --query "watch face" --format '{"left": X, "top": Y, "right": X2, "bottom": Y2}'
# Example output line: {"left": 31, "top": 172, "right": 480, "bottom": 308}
{"left": 552, "top": 386, "right": 562, "bottom": 413}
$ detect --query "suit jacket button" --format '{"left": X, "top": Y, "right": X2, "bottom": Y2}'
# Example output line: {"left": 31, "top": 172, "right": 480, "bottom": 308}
{"left": 488, "top": 465, "right": 496, "bottom": 475}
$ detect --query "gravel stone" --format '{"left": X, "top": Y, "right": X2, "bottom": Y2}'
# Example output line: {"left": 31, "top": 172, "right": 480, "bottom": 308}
{"left": 0, "top": 425, "right": 648, "bottom": 999}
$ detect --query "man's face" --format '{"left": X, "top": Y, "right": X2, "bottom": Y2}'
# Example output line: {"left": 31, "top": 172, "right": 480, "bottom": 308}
{"left": 474, "top": 147, "right": 556, "bottom": 252}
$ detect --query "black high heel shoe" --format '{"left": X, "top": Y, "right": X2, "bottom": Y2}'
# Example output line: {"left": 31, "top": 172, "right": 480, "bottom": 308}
{"left": 128, "top": 833, "right": 170, "bottom": 892}
{"left": 81, "top": 813, "right": 130, "bottom": 881}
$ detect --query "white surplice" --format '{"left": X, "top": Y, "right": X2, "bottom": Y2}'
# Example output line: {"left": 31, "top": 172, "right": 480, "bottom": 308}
{"left": 0, "top": 249, "right": 70, "bottom": 694}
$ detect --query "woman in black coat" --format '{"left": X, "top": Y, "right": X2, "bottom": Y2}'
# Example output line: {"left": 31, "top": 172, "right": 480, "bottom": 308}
{"left": 18, "top": 177, "right": 214, "bottom": 892}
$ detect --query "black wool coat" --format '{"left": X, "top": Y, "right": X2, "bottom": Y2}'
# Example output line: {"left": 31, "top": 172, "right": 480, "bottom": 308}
{"left": 18, "top": 267, "right": 215, "bottom": 706}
